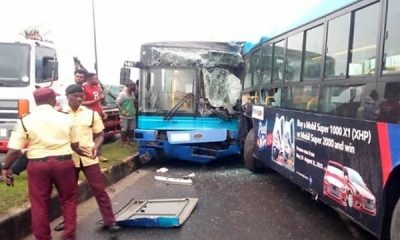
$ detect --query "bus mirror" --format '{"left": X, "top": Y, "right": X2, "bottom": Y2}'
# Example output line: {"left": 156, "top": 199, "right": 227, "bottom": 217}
{"left": 43, "top": 58, "right": 58, "bottom": 81}
{"left": 120, "top": 67, "right": 131, "bottom": 85}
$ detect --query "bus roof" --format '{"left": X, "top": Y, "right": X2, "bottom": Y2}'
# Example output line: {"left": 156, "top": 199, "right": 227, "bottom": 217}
{"left": 141, "top": 41, "right": 242, "bottom": 53}
{"left": 242, "top": 0, "right": 357, "bottom": 54}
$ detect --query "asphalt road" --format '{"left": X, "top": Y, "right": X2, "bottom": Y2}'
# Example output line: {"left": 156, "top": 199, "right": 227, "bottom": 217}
{"left": 25, "top": 157, "right": 376, "bottom": 240}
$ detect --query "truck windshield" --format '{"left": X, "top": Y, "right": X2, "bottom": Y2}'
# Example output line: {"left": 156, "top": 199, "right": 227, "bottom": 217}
{"left": 140, "top": 68, "right": 195, "bottom": 113}
{"left": 0, "top": 43, "right": 30, "bottom": 85}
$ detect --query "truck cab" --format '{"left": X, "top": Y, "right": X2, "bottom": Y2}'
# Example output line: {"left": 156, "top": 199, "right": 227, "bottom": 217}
{"left": 0, "top": 37, "right": 59, "bottom": 152}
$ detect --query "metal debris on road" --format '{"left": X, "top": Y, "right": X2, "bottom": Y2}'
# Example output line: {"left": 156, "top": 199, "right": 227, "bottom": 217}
{"left": 154, "top": 175, "right": 193, "bottom": 185}
{"left": 113, "top": 198, "right": 199, "bottom": 227}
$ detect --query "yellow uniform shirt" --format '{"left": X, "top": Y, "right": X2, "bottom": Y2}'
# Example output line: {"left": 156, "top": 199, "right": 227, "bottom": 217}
{"left": 65, "top": 105, "right": 104, "bottom": 167}
{"left": 8, "top": 104, "right": 79, "bottom": 159}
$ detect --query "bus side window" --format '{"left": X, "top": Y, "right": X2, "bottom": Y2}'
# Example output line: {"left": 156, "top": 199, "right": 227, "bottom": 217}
{"left": 261, "top": 88, "right": 279, "bottom": 107}
{"left": 356, "top": 84, "right": 379, "bottom": 121}
{"left": 283, "top": 86, "right": 317, "bottom": 111}
{"left": 320, "top": 85, "right": 363, "bottom": 118}
{"left": 273, "top": 40, "right": 285, "bottom": 83}
{"left": 376, "top": 82, "right": 400, "bottom": 123}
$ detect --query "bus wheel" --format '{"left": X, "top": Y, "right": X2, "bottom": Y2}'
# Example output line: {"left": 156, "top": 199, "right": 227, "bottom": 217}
{"left": 391, "top": 198, "right": 400, "bottom": 240}
{"left": 243, "top": 129, "right": 261, "bottom": 172}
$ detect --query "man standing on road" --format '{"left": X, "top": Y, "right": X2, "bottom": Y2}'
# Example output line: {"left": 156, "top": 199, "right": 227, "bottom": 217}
{"left": 54, "top": 84, "right": 120, "bottom": 233}
{"left": 1, "top": 87, "right": 83, "bottom": 240}
{"left": 117, "top": 79, "right": 137, "bottom": 145}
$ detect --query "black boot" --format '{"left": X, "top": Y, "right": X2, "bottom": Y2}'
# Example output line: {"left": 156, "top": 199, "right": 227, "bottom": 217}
{"left": 54, "top": 221, "right": 65, "bottom": 231}
{"left": 101, "top": 222, "right": 121, "bottom": 233}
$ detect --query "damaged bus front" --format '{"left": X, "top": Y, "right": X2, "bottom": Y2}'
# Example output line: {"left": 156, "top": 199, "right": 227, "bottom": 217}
{"left": 122, "top": 42, "right": 243, "bottom": 163}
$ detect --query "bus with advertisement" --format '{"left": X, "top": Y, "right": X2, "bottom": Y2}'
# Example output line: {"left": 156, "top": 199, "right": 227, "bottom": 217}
{"left": 239, "top": 0, "right": 400, "bottom": 239}
{"left": 121, "top": 41, "right": 243, "bottom": 163}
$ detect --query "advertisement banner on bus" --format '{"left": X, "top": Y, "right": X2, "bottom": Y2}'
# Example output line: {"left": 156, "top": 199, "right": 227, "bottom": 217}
{"left": 253, "top": 107, "right": 388, "bottom": 234}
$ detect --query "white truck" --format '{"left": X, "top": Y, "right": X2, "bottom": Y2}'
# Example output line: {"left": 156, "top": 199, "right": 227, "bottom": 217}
{"left": 0, "top": 36, "right": 121, "bottom": 163}
{"left": 0, "top": 36, "right": 61, "bottom": 154}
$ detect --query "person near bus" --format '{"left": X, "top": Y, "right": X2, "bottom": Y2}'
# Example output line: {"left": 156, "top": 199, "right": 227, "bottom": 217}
{"left": 1, "top": 87, "right": 84, "bottom": 240}
{"left": 362, "top": 90, "right": 379, "bottom": 120}
{"left": 135, "top": 79, "right": 139, "bottom": 108}
{"left": 54, "top": 84, "right": 120, "bottom": 234}
{"left": 116, "top": 79, "right": 137, "bottom": 145}
{"left": 378, "top": 91, "right": 400, "bottom": 123}
{"left": 265, "top": 88, "right": 276, "bottom": 106}
{"left": 74, "top": 69, "right": 87, "bottom": 85}
{"left": 82, "top": 73, "right": 108, "bottom": 161}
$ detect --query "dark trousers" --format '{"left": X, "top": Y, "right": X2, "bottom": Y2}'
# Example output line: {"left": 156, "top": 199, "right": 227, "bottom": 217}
{"left": 27, "top": 158, "right": 77, "bottom": 240}
{"left": 77, "top": 163, "right": 115, "bottom": 225}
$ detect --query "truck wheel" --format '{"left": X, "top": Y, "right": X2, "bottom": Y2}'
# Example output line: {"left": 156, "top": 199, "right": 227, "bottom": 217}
{"left": 243, "top": 129, "right": 262, "bottom": 172}
{"left": 391, "top": 198, "right": 400, "bottom": 240}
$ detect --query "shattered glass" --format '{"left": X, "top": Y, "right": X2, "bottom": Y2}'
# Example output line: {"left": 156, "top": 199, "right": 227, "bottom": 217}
{"left": 141, "top": 42, "right": 242, "bottom": 68}
{"left": 138, "top": 42, "right": 243, "bottom": 117}
{"left": 202, "top": 68, "right": 241, "bottom": 112}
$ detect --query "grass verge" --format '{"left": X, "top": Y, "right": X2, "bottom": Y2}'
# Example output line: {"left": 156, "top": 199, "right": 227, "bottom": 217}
{"left": 0, "top": 141, "right": 137, "bottom": 216}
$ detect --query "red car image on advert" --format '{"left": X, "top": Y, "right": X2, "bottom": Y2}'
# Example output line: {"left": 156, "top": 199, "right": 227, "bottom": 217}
{"left": 323, "top": 161, "right": 376, "bottom": 216}
{"left": 323, "top": 161, "right": 348, "bottom": 206}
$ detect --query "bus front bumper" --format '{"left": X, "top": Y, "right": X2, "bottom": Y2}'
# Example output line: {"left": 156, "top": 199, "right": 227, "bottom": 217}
{"left": 135, "top": 129, "right": 240, "bottom": 163}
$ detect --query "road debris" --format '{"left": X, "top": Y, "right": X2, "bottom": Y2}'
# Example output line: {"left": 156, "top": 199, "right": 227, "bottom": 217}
{"left": 112, "top": 198, "right": 198, "bottom": 227}
{"left": 156, "top": 167, "right": 169, "bottom": 173}
{"left": 154, "top": 175, "right": 193, "bottom": 185}
{"left": 184, "top": 173, "right": 195, "bottom": 178}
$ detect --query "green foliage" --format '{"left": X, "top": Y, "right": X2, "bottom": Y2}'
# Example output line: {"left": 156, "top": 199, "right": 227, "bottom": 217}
{"left": 99, "top": 141, "right": 137, "bottom": 169}
{"left": 0, "top": 172, "right": 29, "bottom": 215}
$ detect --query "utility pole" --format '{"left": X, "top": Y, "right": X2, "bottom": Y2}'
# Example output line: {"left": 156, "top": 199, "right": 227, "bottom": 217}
{"left": 92, "top": 0, "right": 99, "bottom": 75}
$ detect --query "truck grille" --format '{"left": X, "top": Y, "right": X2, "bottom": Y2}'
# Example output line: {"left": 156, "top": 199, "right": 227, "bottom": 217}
{"left": 0, "top": 100, "right": 19, "bottom": 141}
{"left": 0, "top": 100, "right": 18, "bottom": 119}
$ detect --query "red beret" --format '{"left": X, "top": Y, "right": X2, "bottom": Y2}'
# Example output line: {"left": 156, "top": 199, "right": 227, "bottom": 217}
{"left": 33, "top": 87, "right": 57, "bottom": 102}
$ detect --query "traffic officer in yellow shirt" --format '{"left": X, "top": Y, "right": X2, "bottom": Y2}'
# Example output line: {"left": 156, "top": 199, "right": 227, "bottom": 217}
{"left": 1, "top": 87, "right": 83, "bottom": 240}
{"left": 54, "top": 84, "right": 120, "bottom": 233}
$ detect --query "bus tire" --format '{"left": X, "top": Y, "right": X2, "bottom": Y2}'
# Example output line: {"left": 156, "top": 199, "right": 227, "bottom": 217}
{"left": 243, "top": 129, "right": 262, "bottom": 172}
{"left": 391, "top": 198, "right": 400, "bottom": 240}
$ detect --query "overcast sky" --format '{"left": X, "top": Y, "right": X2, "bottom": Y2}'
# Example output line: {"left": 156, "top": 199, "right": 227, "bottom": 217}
{"left": 1, "top": 0, "right": 352, "bottom": 85}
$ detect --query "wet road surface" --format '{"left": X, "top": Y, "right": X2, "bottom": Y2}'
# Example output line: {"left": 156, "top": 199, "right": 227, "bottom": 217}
{"left": 26, "top": 158, "right": 376, "bottom": 240}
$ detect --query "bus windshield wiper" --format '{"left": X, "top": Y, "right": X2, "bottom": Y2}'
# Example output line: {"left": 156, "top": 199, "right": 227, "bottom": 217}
{"left": 164, "top": 93, "right": 193, "bottom": 120}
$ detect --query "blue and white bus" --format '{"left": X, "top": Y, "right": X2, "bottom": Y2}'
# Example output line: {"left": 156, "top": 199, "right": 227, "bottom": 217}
{"left": 239, "top": 0, "right": 400, "bottom": 239}
{"left": 123, "top": 42, "right": 243, "bottom": 163}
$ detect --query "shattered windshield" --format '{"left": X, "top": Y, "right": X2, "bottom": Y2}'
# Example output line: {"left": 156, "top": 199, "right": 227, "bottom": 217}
{"left": 202, "top": 68, "right": 241, "bottom": 112}
{"left": 140, "top": 68, "right": 195, "bottom": 113}
{"left": 0, "top": 43, "right": 30, "bottom": 84}
{"left": 141, "top": 42, "right": 242, "bottom": 68}
{"left": 138, "top": 42, "right": 243, "bottom": 117}
{"left": 148, "top": 47, "right": 242, "bottom": 68}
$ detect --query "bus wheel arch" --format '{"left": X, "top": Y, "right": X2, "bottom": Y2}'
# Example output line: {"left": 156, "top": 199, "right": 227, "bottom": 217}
{"left": 381, "top": 165, "right": 400, "bottom": 239}
{"left": 391, "top": 199, "right": 400, "bottom": 240}
{"left": 243, "top": 128, "right": 262, "bottom": 172}
{"left": 239, "top": 115, "right": 253, "bottom": 157}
